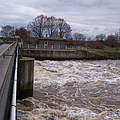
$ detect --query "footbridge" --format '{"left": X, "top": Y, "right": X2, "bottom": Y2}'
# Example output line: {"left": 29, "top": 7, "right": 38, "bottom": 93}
{"left": 0, "top": 42, "right": 17, "bottom": 120}
{"left": 0, "top": 42, "right": 34, "bottom": 120}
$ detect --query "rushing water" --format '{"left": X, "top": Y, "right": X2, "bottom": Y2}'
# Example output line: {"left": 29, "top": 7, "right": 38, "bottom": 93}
{"left": 17, "top": 60, "right": 120, "bottom": 120}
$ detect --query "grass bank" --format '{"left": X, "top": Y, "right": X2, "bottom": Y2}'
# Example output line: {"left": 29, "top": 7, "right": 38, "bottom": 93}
{"left": 87, "top": 47, "right": 120, "bottom": 60}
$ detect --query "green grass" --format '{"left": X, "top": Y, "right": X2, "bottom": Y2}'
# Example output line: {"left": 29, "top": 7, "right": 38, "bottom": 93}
{"left": 87, "top": 47, "right": 120, "bottom": 59}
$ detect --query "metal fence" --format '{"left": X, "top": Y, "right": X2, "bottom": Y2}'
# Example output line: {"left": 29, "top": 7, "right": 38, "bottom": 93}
{"left": 21, "top": 42, "right": 87, "bottom": 51}
{"left": 0, "top": 42, "right": 17, "bottom": 120}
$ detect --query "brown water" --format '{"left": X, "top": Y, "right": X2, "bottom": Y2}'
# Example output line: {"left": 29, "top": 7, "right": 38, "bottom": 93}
{"left": 17, "top": 60, "right": 120, "bottom": 120}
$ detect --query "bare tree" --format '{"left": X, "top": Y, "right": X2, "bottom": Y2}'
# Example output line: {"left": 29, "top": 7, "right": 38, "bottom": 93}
{"left": 27, "top": 15, "right": 47, "bottom": 38}
{"left": 73, "top": 33, "right": 86, "bottom": 40}
{"left": 45, "top": 16, "right": 57, "bottom": 38}
{"left": 115, "top": 29, "right": 120, "bottom": 43}
{"left": 57, "top": 18, "right": 72, "bottom": 38}
{"left": 104, "top": 35, "right": 117, "bottom": 47}
{"left": 96, "top": 34, "right": 106, "bottom": 41}
{"left": 64, "top": 33, "right": 72, "bottom": 39}
{"left": 0, "top": 25, "right": 15, "bottom": 37}
{"left": 27, "top": 15, "right": 72, "bottom": 39}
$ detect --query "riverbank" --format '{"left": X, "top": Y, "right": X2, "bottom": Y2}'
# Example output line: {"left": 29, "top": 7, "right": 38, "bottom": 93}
{"left": 87, "top": 48, "right": 120, "bottom": 60}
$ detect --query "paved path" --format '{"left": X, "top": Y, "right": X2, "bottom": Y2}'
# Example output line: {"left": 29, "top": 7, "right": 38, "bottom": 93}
{"left": 0, "top": 44, "right": 10, "bottom": 55}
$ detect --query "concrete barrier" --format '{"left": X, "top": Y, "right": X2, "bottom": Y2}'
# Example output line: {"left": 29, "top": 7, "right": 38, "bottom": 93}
{"left": 17, "top": 57, "right": 34, "bottom": 99}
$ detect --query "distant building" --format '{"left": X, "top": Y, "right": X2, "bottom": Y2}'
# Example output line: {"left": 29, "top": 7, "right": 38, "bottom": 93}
{"left": 31, "top": 38, "right": 82, "bottom": 49}
{"left": 0, "top": 37, "right": 84, "bottom": 50}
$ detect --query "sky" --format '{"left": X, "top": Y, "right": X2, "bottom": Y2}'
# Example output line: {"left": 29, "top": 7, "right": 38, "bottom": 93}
{"left": 0, "top": 0, "right": 120, "bottom": 36}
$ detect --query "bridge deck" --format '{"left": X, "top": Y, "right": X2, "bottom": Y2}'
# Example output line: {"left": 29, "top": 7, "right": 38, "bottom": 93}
{"left": 0, "top": 42, "right": 17, "bottom": 120}
{"left": 0, "top": 43, "right": 15, "bottom": 88}
{"left": 0, "top": 44, "right": 10, "bottom": 54}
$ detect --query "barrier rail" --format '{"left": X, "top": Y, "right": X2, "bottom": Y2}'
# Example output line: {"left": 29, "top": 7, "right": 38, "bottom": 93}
{"left": 10, "top": 45, "right": 18, "bottom": 120}
{"left": 22, "top": 42, "right": 87, "bottom": 51}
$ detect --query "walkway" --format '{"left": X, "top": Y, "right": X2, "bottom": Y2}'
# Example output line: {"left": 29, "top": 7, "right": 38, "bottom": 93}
{"left": 0, "top": 44, "right": 10, "bottom": 54}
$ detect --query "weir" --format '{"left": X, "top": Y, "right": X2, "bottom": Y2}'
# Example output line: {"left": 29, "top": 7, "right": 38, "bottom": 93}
{"left": 20, "top": 48, "right": 88, "bottom": 60}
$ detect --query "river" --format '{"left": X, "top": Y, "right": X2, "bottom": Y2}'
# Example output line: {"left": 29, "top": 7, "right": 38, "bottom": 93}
{"left": 17, "top": 60, "right": 120, "bottom": 120}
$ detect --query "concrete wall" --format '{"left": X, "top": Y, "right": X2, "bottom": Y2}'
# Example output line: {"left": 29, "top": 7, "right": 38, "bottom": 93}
{"left": 20, "top": 49, "right": 89, "bottom": 60}
{"left": 17, "top": 57, "right": 34, "bottom": 99}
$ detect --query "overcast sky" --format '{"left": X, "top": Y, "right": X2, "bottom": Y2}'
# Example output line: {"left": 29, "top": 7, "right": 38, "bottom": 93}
{"left": 0, "top": 0, "right": 120, "bottom": 36}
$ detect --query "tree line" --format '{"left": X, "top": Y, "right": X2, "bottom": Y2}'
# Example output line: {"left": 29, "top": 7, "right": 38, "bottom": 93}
{"left": 0, "top": 14, "right": 120, "bottom": 48}
{"left": 0, "top": 15, "right": 72, "bottom": 39}
{"left": 0, "top": 14, "right": 88, "bottom": 40}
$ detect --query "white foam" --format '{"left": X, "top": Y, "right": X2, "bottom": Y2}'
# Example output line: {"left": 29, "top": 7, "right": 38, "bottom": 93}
{"left": 34, "top": 60, "right": 120, "bottom": 87}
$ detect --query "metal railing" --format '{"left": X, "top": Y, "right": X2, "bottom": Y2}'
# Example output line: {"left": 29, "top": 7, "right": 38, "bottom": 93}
{"left": 21, "top": 42, "right": 87, "bottom": 51}
{"left": 10, "top": 45, "right": 18, "bottom": 120}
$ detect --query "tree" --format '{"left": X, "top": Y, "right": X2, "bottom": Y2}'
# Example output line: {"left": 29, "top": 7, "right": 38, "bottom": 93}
{"left": 27, "top": 15, "right": 72, "bottom": 39}
{"left": 96, "top": 34, "right": 106, "bottom": 41}
{"left": 57, "top": 18, "right": 72, "bottom": 38}
{"left": 0, "top": 25, "right": 15, "bottom": 37}
{"left": 73, "top": 33, "right": 86, "bottom": 40}
{"left": 103, "top": 29, "right": 120, "bottom": 48}
{"left": 115, "top": 29, "right": 120, "bottom": 43}
{"left": 15, "top": 27, "right": 30, "bottom": 39}
{"left": 27, "top": 15, "right": 47, "bottom": 38}
{"left": 105, "top": 35, "right": 116, "bottom": 47}
{"left": 64, "top": 33, "right": 72, "bottom": 39}
{"left": 45, "top": 16, "right": 57, "bottom": 38}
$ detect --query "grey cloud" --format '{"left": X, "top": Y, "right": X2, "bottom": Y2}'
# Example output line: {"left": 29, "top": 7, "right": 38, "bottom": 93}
{"left": 0, "top": 0, "right": 120, "bottom": 35}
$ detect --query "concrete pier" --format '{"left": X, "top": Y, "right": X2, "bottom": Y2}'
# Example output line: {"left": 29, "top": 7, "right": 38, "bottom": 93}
{"left": 17, "top": 57, "right": 34, "bottom": 99}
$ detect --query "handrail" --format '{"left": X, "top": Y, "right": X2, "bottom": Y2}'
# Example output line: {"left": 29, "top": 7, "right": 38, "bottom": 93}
{"left": 10, "top": 45, "right": 18, "bottom": 120}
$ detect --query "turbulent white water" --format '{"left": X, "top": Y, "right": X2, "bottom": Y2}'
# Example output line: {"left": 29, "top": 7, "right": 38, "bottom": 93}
{"left": 17, "top": 60, "right": 120, "bottom": 120}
